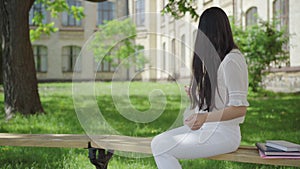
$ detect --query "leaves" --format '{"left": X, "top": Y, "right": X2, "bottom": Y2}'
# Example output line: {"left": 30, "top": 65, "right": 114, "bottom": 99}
{"left": 162, "top": 0, "right": 199, "bottom": 21}
{"left": 89, "top": 18, "right": 146, "bottom": 69}
{"left": 30, "top": 0, "right": 85, "bottom": 41}
{"left": 232, "top": 19, "right": 289, "bottom": 91}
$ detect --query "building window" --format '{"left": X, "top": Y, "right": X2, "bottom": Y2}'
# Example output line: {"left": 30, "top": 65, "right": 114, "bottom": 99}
{"left": 33, "top": 46, "right": 47, "bottom": 72}
{"left": 134, "top": 46, "right": 145, "bottom": 72}
{"left": 94, "top": 59, "right": 118, "bottom": 72}
{"left": 245, "top": 7, "right": 258, "bottom": 27}
{"left": 273, "top": 0, "right": 289, "bottom": 31}
{"left": 171, "top": 39, "right": 176, "bottom": 73}
{"left": 135, "top": 0, "right": 145, "bottom": 26}
{"left": 62, "top": 0, "right": 82, "bottom": 26}
{"left": 98, "top": 1, "right": 115, "bottom": 25}
{"left": 273, "top": 0, "right": 289, "bottom": 66}
{"left": 29, "top": 2, "right": 47, "bottom": 25}
{"left": 62, "top": 46, "right": 81, "bottom": 72}
{"left": 181, "top": 35, "right": 186, "bottom": 68}
{"left": 162, "top": 42, "right": 166, "bottom": 71}
{"left": 161, "top": 0, "right": 165, "bottom": 23}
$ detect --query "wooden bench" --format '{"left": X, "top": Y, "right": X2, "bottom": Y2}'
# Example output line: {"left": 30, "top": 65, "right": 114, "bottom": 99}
{"left": 0, "top": 133, "right": 299, "bottom": 168}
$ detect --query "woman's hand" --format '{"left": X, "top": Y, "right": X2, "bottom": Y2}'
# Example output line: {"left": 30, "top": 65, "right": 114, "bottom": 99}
{"left": 184, "top": 113, "right": 208, "bottom": 130}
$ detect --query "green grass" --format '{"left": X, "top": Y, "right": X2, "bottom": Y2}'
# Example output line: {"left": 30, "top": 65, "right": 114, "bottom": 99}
{"left": 0, "top": 82, "right": 299, "bottom": 169}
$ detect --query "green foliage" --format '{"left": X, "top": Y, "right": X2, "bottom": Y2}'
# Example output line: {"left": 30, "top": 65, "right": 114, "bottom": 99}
{"left": 232, "top": 19, "right": 289, "bottom": 92}
{"left": 162, "top": 2, "right": 290, "bottom": 92}
{"left": 0, "top": 82, "right": 299, "bottom": 168}
{"left": 162, "top": 0, "right": 199, "bottom": 21}
{"left": 89, "top": 18, "right": 146, "bottom": 69}
{"left": 30, "top": 0, "right": 84, "bottom": 41}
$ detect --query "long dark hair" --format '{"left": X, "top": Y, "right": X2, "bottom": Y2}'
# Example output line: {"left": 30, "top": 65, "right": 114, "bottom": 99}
{"left": 190, "top": 7, "right": 237, "bottom": 111}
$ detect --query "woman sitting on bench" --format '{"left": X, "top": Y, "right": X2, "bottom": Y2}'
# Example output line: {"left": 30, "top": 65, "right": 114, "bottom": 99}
{"left": 151, "top": 7, "right": 249, "bottom": 169}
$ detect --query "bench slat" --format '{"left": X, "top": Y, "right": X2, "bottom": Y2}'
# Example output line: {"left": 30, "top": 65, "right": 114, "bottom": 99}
{"left": 0, "top": 133, "right": 299, "bottom": 167}
{"left": 0, "top": 133, "right": 91, "bottom": 148}
{"left": 90, "top": 135, "right": 152, "bottom": 154}
{"left": 210, "top": 146, "right": 300, "bottom": 167}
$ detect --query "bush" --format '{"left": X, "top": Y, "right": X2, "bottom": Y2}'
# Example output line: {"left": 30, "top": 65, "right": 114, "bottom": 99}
{"left": 232, "top": 19, "right": 289, "bottom": 92}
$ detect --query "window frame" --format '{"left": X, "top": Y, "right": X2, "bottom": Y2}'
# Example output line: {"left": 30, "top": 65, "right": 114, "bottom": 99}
{"left": 62, "top": 46, "right": 82, "bottom": 72}
{"left": 162, "top": 42, "right": 166, "bottom": 71}
{"left": 29, "top": 2, "right": 48, "bottom": 26}
{"left": 181, "top": 34, "right": 186, "bottom": 68}
{"left": 135, "top": 0, "right": 145, "bottom": 27}
{"left": 97, "top": 1, "right": 115, "bottom": 25}
{"left": 273, "top": 0, "right": 289, "bottom": 32}
{"left": 33, "top": 45, "right": 48, "bottom": 73}
{"left": 245, "top": 7, "right": 258, "bottom": 27}
{"left": 61, "top": 0, "right": 82, "bottom": 27}
{"left": 273, "top": 0, "right": 290, "bottom": 66}
{"left": 94, "top": 57, "right": 119, "bottom": 72}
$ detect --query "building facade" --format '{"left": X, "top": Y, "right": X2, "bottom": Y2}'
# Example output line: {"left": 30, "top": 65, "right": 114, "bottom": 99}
{"left": 31, "top": 0, "right": 300, "bottom": 92}
{"left": 31, "top": 0, "right": 129, "bottom": 81}
{"left": 129, "top": 0, "right": 300, "bottom": 91}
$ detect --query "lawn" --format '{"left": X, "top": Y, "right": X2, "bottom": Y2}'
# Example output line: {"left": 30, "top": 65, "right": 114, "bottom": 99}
{"left": 0, "top": 82, "right": 299, "bottom": 169}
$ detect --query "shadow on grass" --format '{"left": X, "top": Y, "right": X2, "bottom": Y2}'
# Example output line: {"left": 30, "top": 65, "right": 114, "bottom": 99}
{"left": 97, "top": 95, "right": 183, "bottom": 137}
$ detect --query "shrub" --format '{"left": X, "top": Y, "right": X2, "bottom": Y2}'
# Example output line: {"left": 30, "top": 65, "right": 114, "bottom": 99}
{"left": 232, "top": 19, "right": 289, "bottom": 92}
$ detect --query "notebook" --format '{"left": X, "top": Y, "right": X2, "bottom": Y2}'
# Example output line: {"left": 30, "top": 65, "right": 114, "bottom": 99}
{"left": 266, "top": 140, "right": 300, "bottom": 152}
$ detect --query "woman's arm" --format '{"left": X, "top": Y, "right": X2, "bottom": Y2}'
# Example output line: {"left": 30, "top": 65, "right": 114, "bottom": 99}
{"left": 184, "top": 106, "right": 247, "bottom": 130}
{"left": 185, "top": 52, "right": 249, "bottom": 130}
{"left": 206, "top": 106, "right": 247, "bottom": 122}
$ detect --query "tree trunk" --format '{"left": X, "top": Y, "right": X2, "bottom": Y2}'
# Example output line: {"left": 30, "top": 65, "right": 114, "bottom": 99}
{"left": 0, "top": 39, "right": 2, "bottom": 84}
{"left": 0, "top": 0, "right": 44, "bottom": 119}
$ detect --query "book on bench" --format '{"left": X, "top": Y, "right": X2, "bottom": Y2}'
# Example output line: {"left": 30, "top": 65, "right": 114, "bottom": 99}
{"left": 265, "top": 140, "right": 300, "bottom": 152}
{"left": 256, "top": 143, "right": 300, "bottom": 156}
{"left": 258, "top": 149, "right": 300, "bottom": 159}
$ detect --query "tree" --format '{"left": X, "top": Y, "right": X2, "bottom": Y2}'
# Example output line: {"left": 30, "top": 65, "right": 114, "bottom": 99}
{"left": 0, "top": 0, "right": 89, "bottom": 119}
{"left": 232, "top": 20, "right": 289, "bottom": 92}
{"left": 90, "top": 18, "right": 145, "bottom": 71}
{"left": 0, "top": 0, "right": 44, "bottom": 119}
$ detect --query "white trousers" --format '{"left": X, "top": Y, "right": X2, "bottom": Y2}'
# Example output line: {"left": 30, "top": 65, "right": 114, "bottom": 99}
{"left": 151, "top": 123, "right": 241, "bottom": 169}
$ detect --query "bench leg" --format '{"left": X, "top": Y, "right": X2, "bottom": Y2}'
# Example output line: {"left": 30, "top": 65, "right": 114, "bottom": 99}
{"left": 88, "top": 142, "right": 114, "bottom": 169}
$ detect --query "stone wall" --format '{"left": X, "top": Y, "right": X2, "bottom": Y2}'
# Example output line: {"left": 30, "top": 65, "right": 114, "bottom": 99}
{"left": 262, "top": 67, "right": 300, "bottom": 93}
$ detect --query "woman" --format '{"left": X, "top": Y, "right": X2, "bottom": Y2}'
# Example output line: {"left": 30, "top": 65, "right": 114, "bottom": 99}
{"left": 151, "top": 7, "right": 249, "bottom": 169}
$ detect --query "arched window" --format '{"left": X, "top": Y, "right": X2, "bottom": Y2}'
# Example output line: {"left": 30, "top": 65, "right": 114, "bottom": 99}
{"left": 98, "top": 1, "right": 115, "bottom": 25}
{"left": 33, "top": 45, "right": 47, "bottom": 72}
{"left": 62, "top": 0, "right": 82, "bottom": 26}
{"left": 246, "top": 7, "right": 258, "bottom": 27}
{"left": 62, "top": 46, "right": 81, "bottom": 72}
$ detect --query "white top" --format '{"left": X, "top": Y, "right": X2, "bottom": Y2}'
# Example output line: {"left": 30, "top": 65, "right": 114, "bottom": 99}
{"left": 187, "top": 49, "right": 249, "bottom": 125}
{"left": 215, "top": 48, "right": 249, "bottom": 124}
{"left": 216, "top": 49, "right": 249, "bottom": 108}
